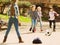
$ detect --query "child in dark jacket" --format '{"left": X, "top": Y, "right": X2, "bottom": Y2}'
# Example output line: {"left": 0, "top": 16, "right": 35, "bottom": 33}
{"left": 29, "top": 5, "right": 38, "bottom": 32}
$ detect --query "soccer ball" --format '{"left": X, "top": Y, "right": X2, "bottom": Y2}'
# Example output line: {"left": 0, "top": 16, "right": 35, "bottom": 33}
{"left": 45, "top": 29, "right": 52, "bottom": 36}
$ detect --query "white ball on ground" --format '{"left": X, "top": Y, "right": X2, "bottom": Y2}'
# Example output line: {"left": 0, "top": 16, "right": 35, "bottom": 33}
{"left": 45, "top": 29, "right": 52, "bottom": 36}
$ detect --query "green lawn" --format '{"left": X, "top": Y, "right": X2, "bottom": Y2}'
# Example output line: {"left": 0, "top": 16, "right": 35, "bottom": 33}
{"left": 0, "top": 14, "right": 31, "bottom": 22}
{"left": 0, "top": 14, "right": 8, "bottom": 20}
{"left": 20, "top": 16, "right": 31, "bottom": 22}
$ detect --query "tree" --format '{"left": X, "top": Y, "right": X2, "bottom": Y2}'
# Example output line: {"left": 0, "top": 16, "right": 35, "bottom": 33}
{"left": 0, "top": 0, "right": 10, "bottom": 14}
{"left": 1, "top": 0, "right": 10, "bottom": 3}
{"left": 18, "top": 1, "right": 31, "bottom": 8}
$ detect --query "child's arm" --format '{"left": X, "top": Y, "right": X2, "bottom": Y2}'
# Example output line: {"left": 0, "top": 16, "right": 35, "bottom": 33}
{"left": 54, "top": 11, "right": 59, "bottom": 16}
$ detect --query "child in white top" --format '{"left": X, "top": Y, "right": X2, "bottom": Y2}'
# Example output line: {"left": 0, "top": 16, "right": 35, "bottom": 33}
{"left": 37, "top": 6, "right": 43, "bottom": 32}
{"left": 49, "top": 8, "right": 59, "bottom": 32}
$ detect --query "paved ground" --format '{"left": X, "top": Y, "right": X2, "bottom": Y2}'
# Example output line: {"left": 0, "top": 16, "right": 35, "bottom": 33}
{"left": 0, "top": 22, "right": 60, "bottom": 45}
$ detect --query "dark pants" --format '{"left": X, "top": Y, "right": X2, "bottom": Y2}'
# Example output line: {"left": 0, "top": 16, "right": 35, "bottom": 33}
{"left": 49, "top": 20, "right": 56, "bottom": 31}
{"left": 5, "top": 17, "right": 20, "bottom": 38}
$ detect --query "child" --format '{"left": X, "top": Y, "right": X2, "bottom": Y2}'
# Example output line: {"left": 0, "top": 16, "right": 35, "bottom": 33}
{"left": 37, "top": 6, "right": 43, "bottom": 32}
{"left": 49, "top": 8, "right": 59, "bottom": 32}
{"left": 29, "top": 5, "right": 38, "bottom": 32}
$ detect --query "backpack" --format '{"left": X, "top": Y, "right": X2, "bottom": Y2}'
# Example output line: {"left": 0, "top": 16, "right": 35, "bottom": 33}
{"left": 32, "top": 38, "right": 42, "bottom": 44}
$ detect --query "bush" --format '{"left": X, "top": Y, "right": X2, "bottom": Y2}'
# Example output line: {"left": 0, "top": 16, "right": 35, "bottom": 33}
{"left": 53, "top": 4, "right": 60, "bottom": 14}
{"left": 18, "top": 1, "right": 32, "bottom": 8}
{"left": 0, "top": 0, "right": 10, "bottom": 3}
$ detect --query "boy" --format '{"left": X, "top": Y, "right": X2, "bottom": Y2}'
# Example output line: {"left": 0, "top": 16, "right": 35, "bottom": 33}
{"left": 29, "top": 5, "right": 38, "bottom": 32}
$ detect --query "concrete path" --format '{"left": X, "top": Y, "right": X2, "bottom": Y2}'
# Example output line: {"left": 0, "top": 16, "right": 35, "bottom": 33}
{"left": 0, "top": 22, "right": 60, "bottom": 45}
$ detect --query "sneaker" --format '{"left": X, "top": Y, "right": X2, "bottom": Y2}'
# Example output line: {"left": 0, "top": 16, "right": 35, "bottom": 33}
{"left": 29, "top": 27, "right": 32, "bottom": 31}
{"left": 32, "top": 28, "right": 36, "bottom": 33}
{"left": 19, "top": 41, "right": 24, "bottom": 43}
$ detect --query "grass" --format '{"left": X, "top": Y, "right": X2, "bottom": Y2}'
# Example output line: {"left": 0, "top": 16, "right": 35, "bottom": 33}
{"left": 0, "top": 14, "right": 31, "bottom": 22}
{"left": 0, "top": 14, "right": 8, "bottom": 20}
{"left": 20, "top": 16, "right": 31, "bottom": 22}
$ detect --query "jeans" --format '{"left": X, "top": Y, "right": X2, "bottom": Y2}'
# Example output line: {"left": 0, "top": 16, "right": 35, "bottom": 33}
{"left": 31, "top": 19, "right": 37, "bottom": 30}
{"left": 5, "top": 17, "right": 20, "bottom": 38}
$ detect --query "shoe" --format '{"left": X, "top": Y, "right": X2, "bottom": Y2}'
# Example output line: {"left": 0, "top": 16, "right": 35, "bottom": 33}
{"left": 19, "top": 41, "right": 24, "bottom": 43}
{"left": 19, "top": 37, "right": 24, "bottom": 43}
{"left": 32, "top": 30, "right": 34, "bottom": 32}
{"left": 29, "top": 27, "right": 32, "bottom": 31}
{"left": 32, "top": 28, "right": 36, "bottom": 33}
{"left": 3, "top": 36, "right": 7, "bottom": 43}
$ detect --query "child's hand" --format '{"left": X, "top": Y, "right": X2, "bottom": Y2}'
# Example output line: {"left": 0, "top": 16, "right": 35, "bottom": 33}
{"left": 57, "top": 14, "right": 59, "bottom": 16}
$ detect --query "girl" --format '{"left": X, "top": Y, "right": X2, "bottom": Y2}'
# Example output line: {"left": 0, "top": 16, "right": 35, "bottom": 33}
{"left": 37, "top": 6, "right": 43, "bottom": 32}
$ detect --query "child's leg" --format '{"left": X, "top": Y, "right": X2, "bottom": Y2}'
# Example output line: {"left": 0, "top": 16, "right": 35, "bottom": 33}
{"left": 40, "top": 17, "right": 43, "bottom": 31}
{"left": 29, "top": 19, "right": 33, "bottom": 31}
{"left": 32, "top": 19, "right": 37, "bottom": 32}
{"left": 49, "top": 20, "right": 52, "bottom": 28}
{"left": 53, "top": 20, "right": 56, "bottom": 31}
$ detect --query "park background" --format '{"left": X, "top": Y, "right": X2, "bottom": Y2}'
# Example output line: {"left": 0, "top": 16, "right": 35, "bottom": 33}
{"left": 0, "top": 0, "right": 60, "bottom": 22}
